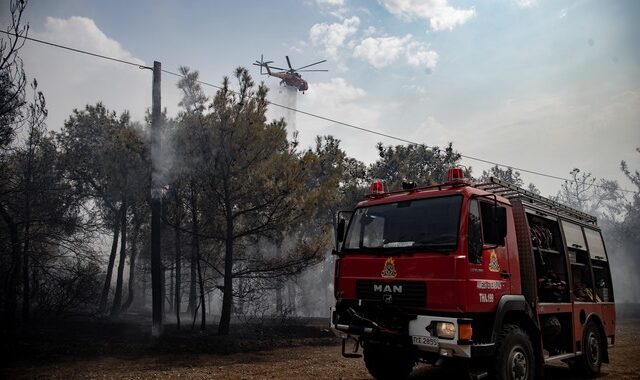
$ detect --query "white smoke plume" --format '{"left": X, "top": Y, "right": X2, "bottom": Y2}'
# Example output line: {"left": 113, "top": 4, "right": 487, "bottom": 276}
{"left": 150, "top": 119, "right": 177, "bottom": 199}
{"left": 269, "top": 85, "right": 298, "bottom": 139}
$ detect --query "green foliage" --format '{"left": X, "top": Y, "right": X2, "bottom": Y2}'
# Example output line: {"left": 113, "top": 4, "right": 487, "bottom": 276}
{"left": 170, "top": 67, "right": 334, "bottom": 334}
{"left": 55, "top": 103, "right": 150, "bottom": 317}
{"left": 56, "top": 103, "right": 148, "bottom": 219}
{"left": 479, "top": 165, "right": 524, "bottom": 187}
{"left": 177, "top": 66, "right": 207, "bottom": 115}
{"left": 193, "top": 68, "right": 312, "bottom": 242}
{"left": 304, "top": 135, "right": 366, "bottom": 226}
{"left": 368, "top": 142, "right": 463, "bottom": 190}
{"left": 478, "top": 165, "right": 541, "bottom": 195}
{"left": 0, "top": 0, "right": 29, "bottom": 149}
{"left": 33, "top": 258, "right": 102, "bottom": 318}
{"left": 1, "top": 77, "right": 100, "bottom": 323}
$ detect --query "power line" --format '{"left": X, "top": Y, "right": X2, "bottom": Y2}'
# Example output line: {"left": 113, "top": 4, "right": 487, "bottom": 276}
{"left": 0, "top": 30, "right": 152, "bottom": 70}
{"left": 162, "top": 69, "right": 565, "bottom": 178}
{"left": 162, "top": 69, "right": 634, "bottom": 194}
{"left": 6, "top": 31, "right": 636, "bottom": 194}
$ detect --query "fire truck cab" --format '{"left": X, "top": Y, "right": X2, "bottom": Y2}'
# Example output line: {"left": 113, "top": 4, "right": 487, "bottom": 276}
{"left": 331, "top": 171, "right": 615, "bottom": 380}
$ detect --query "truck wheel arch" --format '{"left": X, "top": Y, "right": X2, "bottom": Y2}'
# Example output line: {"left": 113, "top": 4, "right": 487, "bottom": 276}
{"left": 491, "top": 295, "right": 543, "bottom": 372}
{"left": 491, "top": 295, "right": 538, "bottom": 341}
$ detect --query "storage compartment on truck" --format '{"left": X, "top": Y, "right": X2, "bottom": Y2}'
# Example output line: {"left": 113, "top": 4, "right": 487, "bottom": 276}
{"left": 527, "top": 213, "right": 569, "bottom": 303}
{"left": 592, "top": 262, "right": 612, "bottom": 302}
{"left": 562, "top": 220, "right": 597, "bottom": 302}
{"left": 584, "top": 227, "right": 614, "bottom": 302}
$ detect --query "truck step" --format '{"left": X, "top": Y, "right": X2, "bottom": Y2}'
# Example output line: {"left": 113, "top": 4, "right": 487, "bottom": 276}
{"left": 468, "top": 370, "right": 489, "bottom": 380}
{"left": 341, "top": 336, "right": 362, "bottom": 359}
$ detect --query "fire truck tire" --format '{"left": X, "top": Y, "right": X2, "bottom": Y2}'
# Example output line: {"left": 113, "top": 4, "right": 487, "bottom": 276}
{"left": 363, "top": 343, "right": 414, "bottom": 380}
{"left": 576, "top": 321, "right": 603, "bottom": 377}
{"left": 494, "top": 324, "right": 535, "bottom": 380}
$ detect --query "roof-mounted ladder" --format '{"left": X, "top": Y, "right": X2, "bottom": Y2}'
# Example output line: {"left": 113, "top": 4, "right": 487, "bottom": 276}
{"left": 476, "top": 177, "right": 597, "bottom": 226}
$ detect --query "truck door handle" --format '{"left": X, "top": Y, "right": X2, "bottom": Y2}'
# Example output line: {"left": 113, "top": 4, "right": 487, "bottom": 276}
{"left": 500, "top": 271, "right": 511, "bottom": 278}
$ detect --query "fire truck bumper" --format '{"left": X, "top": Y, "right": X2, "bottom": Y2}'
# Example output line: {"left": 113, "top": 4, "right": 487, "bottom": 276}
{"left": 408, "top": 315, "right": 473, "bottom": 358}
{"left": 331, "top": 309, "right": 495, "bottom": 359}
{"left": 408, "top": 315, "right": 496, "bottom": 358}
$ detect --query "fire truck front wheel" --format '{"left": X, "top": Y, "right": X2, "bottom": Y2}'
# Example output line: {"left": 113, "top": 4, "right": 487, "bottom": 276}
{"left": 494, "top": 324, "right": 535, "bottom": 380}
{"left": 363, "top": 342, "right": 414, "bottom": 380}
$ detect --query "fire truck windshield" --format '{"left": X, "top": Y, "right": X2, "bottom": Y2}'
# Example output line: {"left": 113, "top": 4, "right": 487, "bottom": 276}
{"left": 342, "top": 195, "right": 462, "bottom": 253}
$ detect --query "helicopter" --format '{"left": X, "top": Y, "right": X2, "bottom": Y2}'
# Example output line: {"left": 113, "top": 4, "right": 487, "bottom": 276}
{"left": 253, "top": 55, "right": 327, "bottom": 93}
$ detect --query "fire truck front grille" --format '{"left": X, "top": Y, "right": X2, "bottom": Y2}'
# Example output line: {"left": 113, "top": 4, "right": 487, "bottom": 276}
{"left": 356, "top": 280, "right": 426, "bottom": 307}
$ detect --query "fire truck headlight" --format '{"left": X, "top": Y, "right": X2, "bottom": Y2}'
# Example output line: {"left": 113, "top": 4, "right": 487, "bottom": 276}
{"left": 435, "top": 322, "right": 456, "bottom": 339}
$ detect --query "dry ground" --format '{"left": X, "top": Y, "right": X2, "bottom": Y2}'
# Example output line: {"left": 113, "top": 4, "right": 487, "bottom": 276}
{"left": 2, "top": 319, "right": 639, "bottom": 379}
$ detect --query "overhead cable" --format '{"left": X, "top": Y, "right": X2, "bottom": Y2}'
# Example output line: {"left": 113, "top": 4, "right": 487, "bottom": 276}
{"left": 6, "top": 31, "right": 635, "bottom": 194}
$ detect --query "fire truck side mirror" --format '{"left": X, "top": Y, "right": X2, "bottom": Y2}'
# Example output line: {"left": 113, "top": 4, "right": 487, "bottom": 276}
{"left": 337, "top": 218, "right": 346, "bottom": 243}
{"left": 335, "top": 210, "right": 353, "bottom": 253}
{"left": 496, "top": 207, "right": 507, "bottom": 245}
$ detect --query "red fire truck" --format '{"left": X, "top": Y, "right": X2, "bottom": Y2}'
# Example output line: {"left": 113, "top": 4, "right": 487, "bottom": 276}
{"left": 331, "top": 169, "right": 615, "bottom": 380}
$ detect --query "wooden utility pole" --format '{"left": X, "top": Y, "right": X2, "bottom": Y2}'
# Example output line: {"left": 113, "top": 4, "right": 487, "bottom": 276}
{"left": 151, "top": 61, "right": 164, "bottom": 336}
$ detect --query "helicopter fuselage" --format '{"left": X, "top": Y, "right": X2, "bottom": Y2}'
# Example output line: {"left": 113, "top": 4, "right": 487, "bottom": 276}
{"left": 269, "top": 71, "right": 308, "bottom": 92}
{"left": 254, "top": 55, "right": 325, "bottom": 93}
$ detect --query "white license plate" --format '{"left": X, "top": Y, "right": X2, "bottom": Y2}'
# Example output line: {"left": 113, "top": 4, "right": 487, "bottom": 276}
{"left": 412, "top": 335, "right": 438, "bottom": 347}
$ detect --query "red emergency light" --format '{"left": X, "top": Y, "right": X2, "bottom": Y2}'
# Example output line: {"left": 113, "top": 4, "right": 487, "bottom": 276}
{"left": 370, "top": 179, "right": 385, "bottom": 194}
{"left": 447, "top": 167, "right": 465, "bottom": 182}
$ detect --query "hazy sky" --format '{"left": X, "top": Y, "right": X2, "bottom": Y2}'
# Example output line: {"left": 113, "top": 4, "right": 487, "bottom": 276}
{"left": 3, "top": 0, "right": 639, "bottom": 197}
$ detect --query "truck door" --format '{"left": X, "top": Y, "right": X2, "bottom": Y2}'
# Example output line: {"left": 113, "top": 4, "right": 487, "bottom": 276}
{"left": 480, "top": 200, "right": 511, "bottom": 289}
{"left": 468, "top": 199, "right": 510, "bottom": 309}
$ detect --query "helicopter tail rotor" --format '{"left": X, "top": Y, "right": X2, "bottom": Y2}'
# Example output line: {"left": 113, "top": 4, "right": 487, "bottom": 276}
{"left": 253, "top": 54, "right": 274, "bottom": 75}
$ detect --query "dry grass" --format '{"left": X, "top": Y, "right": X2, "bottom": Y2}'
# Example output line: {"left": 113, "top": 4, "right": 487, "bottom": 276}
{"left": 2, "top": 316, "right": 639, "bottom": 379}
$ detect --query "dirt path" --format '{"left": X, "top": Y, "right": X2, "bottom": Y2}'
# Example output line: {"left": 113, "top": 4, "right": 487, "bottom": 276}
{"left": 4, "top": 320, "right": 640, "bottom": 379}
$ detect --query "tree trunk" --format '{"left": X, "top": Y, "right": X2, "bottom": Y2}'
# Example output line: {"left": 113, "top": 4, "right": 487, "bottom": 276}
{"left": 287, "top": 281, "right": 296, "bottom": 316}
{"left": 188, "top": 254, "right": 197, "bottom": 316}
{"left": 188, "top": 182, "right": 197, "bottom": 316}
{"left": 196, "top": 240, "right": 206, "bottom": 330}
{"left": 99, "top": 205, "right": 122, "bottom": 313}
{"left": 218, "top": 226, "right": 234, "bottom": 335}
{"left": 21, "top": 192, "right": 31, "bottom": 320}
{"left": 21, "top": 122, "right": 36, "bottom": 321}
{"left": 189, "top": 184, "right": 205, "bottom": 330}
{"left": 1, "top": 206, "right": 21, "bottom": 329}
{"left": 174, "top": 189, "right": 182, "bottom": 330}
{"left": 218, "top": 180, "right": 234, "bottom": 336}
{"left": 21, "top": 230, "right": 30, "bottom": 320}
{"left": 236, "top": 278, "right": 244, "bottom": 315}
{"left": 142, "top": 266, "right": 147, "bottom": 307}
{"left": 122, "top": 220, "right": 140, "bottom": 311}
{"left": 168, "top": 264, "right": 174, "bottom": 313}
{"left": 324, "top": 265, "right": 330, "bottom": 314}
{"left": 142, "top": 266, "right": 149, "bottom": 309}
{"left": 111, "top": 201, "right": 127, "bottom": 317}
{"left": 275, "top": 286, "right": 283, "bottom": 314}
{"left": 174, "top": 218, "right": 182, "bottom": 330}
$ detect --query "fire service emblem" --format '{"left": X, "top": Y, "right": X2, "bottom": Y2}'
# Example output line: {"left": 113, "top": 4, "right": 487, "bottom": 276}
{"left": 488, "top": 249, "right": 500, "bottom": 272}
{"left": 381, "top": 257, "right": 397, "bottom": 278}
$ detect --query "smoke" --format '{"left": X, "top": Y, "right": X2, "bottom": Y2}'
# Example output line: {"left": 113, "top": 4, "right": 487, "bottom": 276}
{"left": 150, "top": 119, "right": 177, "bottom": 199}
{"left": 296, "top": 256, "right": 335, "bottom": 317}
{"left": 602, "top": 226, "right": 640, "bottom": 305}
{"left": 270, "top": 85, "right": 298, "bottom": 139}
